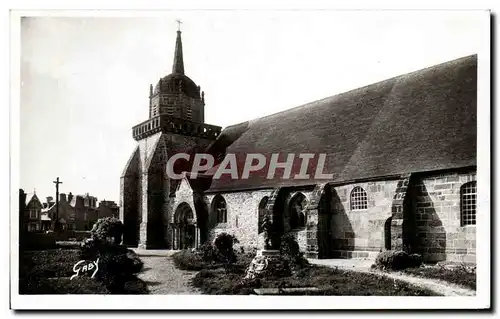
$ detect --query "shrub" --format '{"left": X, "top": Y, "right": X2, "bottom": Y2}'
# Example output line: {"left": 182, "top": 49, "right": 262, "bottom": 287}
{"left": 374, "top": 250, "right": 422, "bottom": 270}
{"left": 197, "top": 242, "right": 217, "bottom": 263}
{"left": 213, "top": 233, "right": 239, "bottom": 265}
{"left": 79, "top": 224, "right": 144, "bottom": 294}
{"left": 236, "top": 252, "right": 256, "bottom": 268}
{"left": 94, "top": 245, "right": 144, "bottom": 293}
{"left": 408, "top": 253, "right": 423, "bottom": 268}
{"left": 90, "top": 217, "right": 124, "bottom": 245}
{"left": 80, "top": 237, "right": 100, "bottom": 260}
{"left": 172, "top": 250, "right": 206, "bottom": 271}
{"left": 280, "top": 234, "right": 309, "bottom": 270}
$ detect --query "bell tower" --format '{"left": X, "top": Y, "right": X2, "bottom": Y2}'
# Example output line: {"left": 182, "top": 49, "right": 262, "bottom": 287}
{"left": 148, "top": 24, "right": 205, "bottom": 123}
{"left": 120, "top": 23, "right": 221, "bottom": 249}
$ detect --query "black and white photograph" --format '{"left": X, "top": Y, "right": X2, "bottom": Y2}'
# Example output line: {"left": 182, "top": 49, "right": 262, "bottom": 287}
{"left": 8, "top": 5, "right": 491, "bottom": 311}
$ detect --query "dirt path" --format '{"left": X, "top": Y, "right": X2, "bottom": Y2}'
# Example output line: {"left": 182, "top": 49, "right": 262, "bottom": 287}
{"left": 134, "top": 250, "right": 200, "bottom": 295}
{"left": 308, "top": 259, "right": 476, "bottom": 297}
{"left": 370, "top": 270, "right": 476, "bottom": 296}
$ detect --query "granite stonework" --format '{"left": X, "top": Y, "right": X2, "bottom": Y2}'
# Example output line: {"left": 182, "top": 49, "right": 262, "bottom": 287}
{"left": 410, "top": 170, "right": 477, "bottom": 263}
{"left": 123, "top": 167, "right": 477, "bottom": 264}
{"left": 330, "top": 180, "right": 399, "bottom": 258}
{"left": 205, "top": 190, "right": 274, "bottom": 250}
{"left": 201, "top": 170, "right": 476, "bottom": 264}
{"left": 120, "top": 131, "right": 215, "bottom": 249}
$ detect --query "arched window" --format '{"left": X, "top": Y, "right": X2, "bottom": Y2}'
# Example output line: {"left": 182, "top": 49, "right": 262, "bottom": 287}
{"left": 460, "top": 181, "right": 476, "bottom": 226}
{"left": 212, "top": 195, "right": 227, "bottom": 223}
{"left": 350, "top": 186, "right": 368, "bottom": 210}
{"left": 258, "top": 196, "right": 269, "bottom": 234}
{"left": 289, "top": 193, "right": 307, "bottom": 229}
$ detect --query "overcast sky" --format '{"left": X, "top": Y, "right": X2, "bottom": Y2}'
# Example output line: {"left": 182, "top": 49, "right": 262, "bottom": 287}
{"left": 20, "top": 10, "right": 484, "bottom": 202}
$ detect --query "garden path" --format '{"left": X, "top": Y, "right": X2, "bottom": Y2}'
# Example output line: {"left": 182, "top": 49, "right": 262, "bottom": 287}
{"left": 133, "top": 249, "right": 200, "bottom": 295}
{"left": 308, "top": 258, "right": 476, "bottom": 297}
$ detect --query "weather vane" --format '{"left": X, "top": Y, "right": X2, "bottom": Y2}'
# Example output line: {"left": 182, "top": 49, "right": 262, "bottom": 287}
{"left": 176, "top": 19, "right": 183, "bottom": 31}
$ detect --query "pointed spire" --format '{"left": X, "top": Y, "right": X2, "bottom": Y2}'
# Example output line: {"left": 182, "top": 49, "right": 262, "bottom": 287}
{"left": 172, "top": 21, "right": 184, "bottom": 74}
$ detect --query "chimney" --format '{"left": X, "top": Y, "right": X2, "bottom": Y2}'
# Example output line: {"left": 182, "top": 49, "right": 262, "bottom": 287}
{"left": 68, "top": 192, "right": 73, "bottom": 203}
{"left": 60, "top": 193, "right": 67, "bottom": 203}
{"left": 46, "top": 196, "right": 54, "bottom": 204}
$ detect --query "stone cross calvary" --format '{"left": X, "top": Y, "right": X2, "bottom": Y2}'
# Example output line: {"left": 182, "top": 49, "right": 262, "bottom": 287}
{"left": 53, "top": 177, "right": 63, "bottom": 231}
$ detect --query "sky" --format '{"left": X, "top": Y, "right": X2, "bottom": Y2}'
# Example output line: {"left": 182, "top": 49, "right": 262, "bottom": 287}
{"left": 19, "top": 10, "right": 484, "bottom": 203}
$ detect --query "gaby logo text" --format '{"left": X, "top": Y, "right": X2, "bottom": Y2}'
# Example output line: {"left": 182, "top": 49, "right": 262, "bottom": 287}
{"left": 70, "top": 258, "right": 99, "bottom": 280}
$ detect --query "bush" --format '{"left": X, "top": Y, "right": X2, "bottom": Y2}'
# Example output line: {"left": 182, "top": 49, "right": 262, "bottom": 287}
{"left": 90, "top": 217, "right": 124, "bottom": 245}
{"left": 198, "top": 242, "right": 217, "bottom": 263}
{"left": 79, "top": 225, "right": 145, "bottom": 293}
{"left": 408, "top": 253, "right": 423, "bottom": 268}
{"left": 213, "top": 233, "right": 239, "bottom": 265}
{"left": 172, "top": 250, "right": 207, "bottom": 271}
{"left": 374, "top": 250, "right": 422, "bottom": 270}
{"left": 80, "top": 237, "right": 100, "bottom": 260}
{"left": 94, "top": 245, "right": 144, "bottom": 293}
{"left": 280, "top": 234, "right": 309, "bottom": 270}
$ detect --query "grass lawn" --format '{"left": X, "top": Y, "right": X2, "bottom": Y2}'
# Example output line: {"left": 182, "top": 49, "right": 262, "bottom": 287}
{"left": 172, "top": 250, "right": 440, "bottom": 296}
{"left": 19, "top": 248, "right": 148, "bottom": 294}
{"left": 19, "top": 249, "right": 109, "bottom": 294}
{"left": 402, "top": 265, "right": 476, "bottom": 290}
{"left": 192, "top": 264, "right": 440, "bottom": 295}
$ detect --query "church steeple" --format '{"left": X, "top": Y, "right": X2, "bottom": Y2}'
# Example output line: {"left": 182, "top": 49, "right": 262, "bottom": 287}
{"left": 172, "top": 21, "right": 184, "bottom": 75}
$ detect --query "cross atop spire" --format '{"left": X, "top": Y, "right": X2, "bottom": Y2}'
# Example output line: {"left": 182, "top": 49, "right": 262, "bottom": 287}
{"left": 176, "top": 19, "right": 182, "bottom": 32}
{"left": 172, "top": 22, "right": 185, "bottom": 74}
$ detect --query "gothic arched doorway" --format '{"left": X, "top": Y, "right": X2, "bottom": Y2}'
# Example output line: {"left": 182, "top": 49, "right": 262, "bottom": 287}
{"left": 173, "top": 203, "right": 196, "bottom": 250}
{"left": 289, "top": 193, "right": 307, "bottom": 230}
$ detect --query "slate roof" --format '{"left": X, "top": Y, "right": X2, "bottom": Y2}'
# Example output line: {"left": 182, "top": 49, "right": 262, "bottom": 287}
{"left": 25, "top": 193, "right": 42, "bottom": 207}
{"left": 204, "top": 55, "right": 477, "bottom": 192}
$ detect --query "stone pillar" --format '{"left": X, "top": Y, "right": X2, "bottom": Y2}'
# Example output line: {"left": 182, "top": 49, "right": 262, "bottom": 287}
{"left": 173, "top": 225, "right": 179, "bottom": 250}
{"left": 195, "top": 227, "right": 200, "bottom": 248}
{"left": 390, "top": 175, "right": 411, "bottom": 251}
{"left": 263, "top": 188, "right": 282, "bottom": 249}
{"left": 304, "top": 184, "right": 325, "bottom": 259}
{"left": 171, "top": 227, "right": 175, "bottom": 250}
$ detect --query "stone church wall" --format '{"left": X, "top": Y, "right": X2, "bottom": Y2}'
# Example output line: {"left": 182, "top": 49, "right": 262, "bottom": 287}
{"left": 205, "top": 190, "right": 273, "bottom": 250}
{"left": 411, "top": 170, "right": 476, "bottom": 263}
{"left": 329, "top": 180, "right": 399, "bottom": 258}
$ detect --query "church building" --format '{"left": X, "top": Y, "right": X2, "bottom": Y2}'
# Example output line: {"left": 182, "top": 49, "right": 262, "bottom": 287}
{"left": 120, "top": 29, "right": 477, "bottom": 264}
